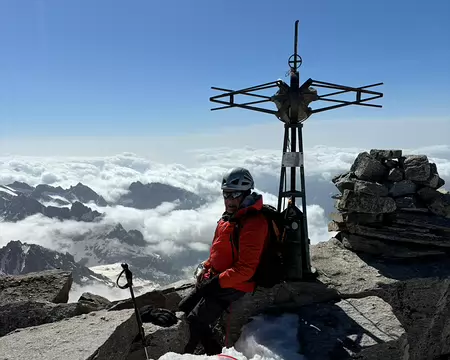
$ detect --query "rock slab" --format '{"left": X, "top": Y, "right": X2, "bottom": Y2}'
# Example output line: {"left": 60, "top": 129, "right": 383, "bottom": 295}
{"left": 0, "top": 309, "right": 137, "bottom": 360}
{"left": 0, "top": 269, "right": 73, "bottom": 305}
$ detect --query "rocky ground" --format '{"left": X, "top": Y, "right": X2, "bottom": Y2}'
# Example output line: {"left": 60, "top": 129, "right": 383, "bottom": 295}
{"left": 1, "top": 236, "right": 450, "bottom": 360}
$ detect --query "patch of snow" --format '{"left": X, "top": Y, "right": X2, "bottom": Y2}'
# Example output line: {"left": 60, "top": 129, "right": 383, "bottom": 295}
{"left": 21, "top": 244, "right": 30, "bottom": 255}
{"left": 0, "top": 185, "right": 17, "bottom": 196}
{"left": 159, "top": 313, "right": 304, "bottom": 360}
{"left": 40, "top": 199, "right": 72, "bottom": 208}
{"left": 48, "top": 194, "right": 71, "bottom": 204}
{"left": 2, "top": 185, "right": 17, "bottom": 192}
{"left": 80, "top": 276, "right": 90, "bottom": 283}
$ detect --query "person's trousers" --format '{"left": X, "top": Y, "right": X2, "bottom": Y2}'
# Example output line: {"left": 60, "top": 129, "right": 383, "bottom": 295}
{"left": 178, "top": 284, "right": 245, "bottom": 355}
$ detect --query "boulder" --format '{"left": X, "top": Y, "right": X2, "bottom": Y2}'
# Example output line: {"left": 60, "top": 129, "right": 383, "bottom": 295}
{"left": 0, "top": 309, "right": 138, "bottom": 360}
{"left": 330, "top": 212, "right": 384, "bottom": 225}
{"left": 350, "top": 152, "right": 387, "bottom": 182}
{"left": 354, "top": 180, "right": 389, "bottom": 197}
{"left": 403, "top": 155, "right": 431, "bottom": 182}
{"left": 0, "top": 269, "right": 72, "bottom": 305}
{"left": 387, "top": 167, "right": 404, "bottom": 182}
{"left": 394, "top": 195, "right": 419, "bottom": 209}
{"left": 369, "top": 149, "right": 402, "bottom": 160}
{"left": 78, "top": 292, "right": 112, "bottom": 312}
{"left": 428, "top": 192, "right": 450, "bottom": 218}
{"left": 337, "top": 190, "right": 396, "bottom": 214}
{"left": 388, "top": 180, "right": 417, "bottom": 197}
{"left": 332, "top": 171, "right": 357, "bottom": 193}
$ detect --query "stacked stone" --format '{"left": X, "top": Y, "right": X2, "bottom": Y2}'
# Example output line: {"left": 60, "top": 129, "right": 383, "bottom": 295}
{"left": 329, "top": 149, "right": 450, "bottom": 258}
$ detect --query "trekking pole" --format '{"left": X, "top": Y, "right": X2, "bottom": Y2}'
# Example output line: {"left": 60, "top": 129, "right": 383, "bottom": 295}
{"left": 116, "top": 263, "right": 150, "bottom": 360}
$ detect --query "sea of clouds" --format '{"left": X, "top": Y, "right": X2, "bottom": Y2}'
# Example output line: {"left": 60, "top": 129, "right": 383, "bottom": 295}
{"left": 1, "top": 144, "right": 449, "bottom": 245}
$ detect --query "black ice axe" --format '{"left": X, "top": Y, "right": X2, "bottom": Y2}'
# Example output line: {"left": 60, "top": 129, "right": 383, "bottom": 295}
{"left": 116, "top": 263, "right": 150, "bottom": 360}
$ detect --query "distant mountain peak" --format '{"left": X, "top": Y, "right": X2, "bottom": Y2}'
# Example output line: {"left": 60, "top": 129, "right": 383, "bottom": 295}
{"left": 119, "top": 181, "right": 205, "bottom": 210}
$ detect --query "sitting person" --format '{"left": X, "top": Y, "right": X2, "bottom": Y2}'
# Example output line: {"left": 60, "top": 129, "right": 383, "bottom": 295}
{"left": 178, "top": 167, "right": 269, "bottom": 355}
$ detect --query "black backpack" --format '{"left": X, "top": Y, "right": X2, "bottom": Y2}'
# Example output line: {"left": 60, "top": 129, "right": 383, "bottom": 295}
{"left": 230, "top": 204, "right": 286, "bottom": 289}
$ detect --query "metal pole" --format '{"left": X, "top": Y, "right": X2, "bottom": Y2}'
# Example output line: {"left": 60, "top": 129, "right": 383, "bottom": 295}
{"left": 289, "top": 21, "right": 300, "bottom": 207}
{"left": 298, "top": 124, "right": 311, "bottom": 273}
{"left": 278, "top": 125, "right": 289, "bottom": 212}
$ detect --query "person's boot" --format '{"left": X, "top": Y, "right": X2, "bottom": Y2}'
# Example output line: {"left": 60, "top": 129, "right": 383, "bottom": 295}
{"left": 183, "top": 339, "right": 199, "bottom": 354}
{"left": 183, "top": 318, "right": 203, "bottom": 354}
{"left": 201, "top": 334, "right": 222, "bottom": 355}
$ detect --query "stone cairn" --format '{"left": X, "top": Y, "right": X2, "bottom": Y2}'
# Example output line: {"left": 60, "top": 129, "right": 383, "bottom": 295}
{"left": 329, "top": 149, "right": 450, "bottom": 258}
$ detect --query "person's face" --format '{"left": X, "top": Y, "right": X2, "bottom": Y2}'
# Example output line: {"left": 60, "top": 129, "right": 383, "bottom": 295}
{"left": 222, "top": 190, "right": 244, "bottom": 214}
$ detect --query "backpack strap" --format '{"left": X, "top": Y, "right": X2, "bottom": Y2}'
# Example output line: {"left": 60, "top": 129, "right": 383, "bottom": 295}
{"left": 229, "top": 217, "right": 261, "bottom": 295}
{"left": 230, "top": 220, "right": 241, "bottom": 263}
{"left": 229, "top": 207, "right": 259, "bottom": 263}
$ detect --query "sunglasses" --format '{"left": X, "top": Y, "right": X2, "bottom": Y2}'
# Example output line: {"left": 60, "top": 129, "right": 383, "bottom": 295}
{"left": 222, "top": 191, "right": 243, "bottom": 200}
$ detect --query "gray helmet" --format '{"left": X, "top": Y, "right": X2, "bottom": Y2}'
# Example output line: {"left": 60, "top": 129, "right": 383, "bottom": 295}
{"left": 221, "top": 167, "right": 254, "bottom": 191}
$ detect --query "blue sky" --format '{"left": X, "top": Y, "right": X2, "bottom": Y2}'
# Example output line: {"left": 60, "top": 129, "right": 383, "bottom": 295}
{"left": 0, "top": 0, "right": 449, "bottom": 138}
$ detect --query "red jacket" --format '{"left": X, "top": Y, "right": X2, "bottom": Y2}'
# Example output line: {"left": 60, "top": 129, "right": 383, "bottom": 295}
{"left": 203, "top": 193, "right": 268, "bottom": 293}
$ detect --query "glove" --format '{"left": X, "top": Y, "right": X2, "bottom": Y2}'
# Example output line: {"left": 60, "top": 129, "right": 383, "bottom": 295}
{"left": 139, "top": 305, "right": 178, "bottom": 327}
{"left": 198, "top": 275, "right": 221, "bottom": 296}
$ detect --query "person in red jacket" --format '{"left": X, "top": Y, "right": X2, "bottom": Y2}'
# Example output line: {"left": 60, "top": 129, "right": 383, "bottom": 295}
{"left": 178, "top": 167, "right": 269, "bottom": 355}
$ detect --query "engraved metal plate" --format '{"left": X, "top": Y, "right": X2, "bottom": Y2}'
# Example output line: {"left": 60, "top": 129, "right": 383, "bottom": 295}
{"left": 282, "top": 152, "right": 303, "bottom": 167}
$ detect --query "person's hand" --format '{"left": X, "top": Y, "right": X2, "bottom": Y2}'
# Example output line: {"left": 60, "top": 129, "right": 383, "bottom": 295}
{"left": 198, "top": 275, "right": 221, "bottom": 296}
{"left": 194, "top": 261, "right": 207, "bottom": 284}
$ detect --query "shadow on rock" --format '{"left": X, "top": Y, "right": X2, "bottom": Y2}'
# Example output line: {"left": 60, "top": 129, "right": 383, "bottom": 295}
{"left": 295, "top": 296, "right": 405, "bottom": 360}
{"left": 357, "top": 252, "right": 450, "bottom": 281}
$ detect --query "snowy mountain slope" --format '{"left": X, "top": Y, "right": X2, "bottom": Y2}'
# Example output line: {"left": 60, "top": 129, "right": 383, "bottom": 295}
{"left": 69, "top": 223, "right": 181, "bottom": 285}
{"left": 89, "top": 263, "right": 159, "bottom": 293}
{"left": 7, "top": 181, "right": 108, "bottom": 207}
{"left": 0, "top": 190, "right": 103, "bottom": 222}
{"left": 1, "top": 180, "right": 209, "bottom": 287}
{"left": 117, "top": 181, "right": 206, "bottom": 210}
{"left": 0, "top": 240, "right": 115, "bottom": 287}
{"left": 5, "top": 180, "right": 206, "bottom": 211}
